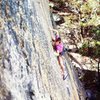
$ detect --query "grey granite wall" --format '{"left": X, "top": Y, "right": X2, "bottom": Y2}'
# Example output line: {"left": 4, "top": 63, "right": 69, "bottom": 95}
{"left": 0, "top": 0, "right": 85, "bottom": 100}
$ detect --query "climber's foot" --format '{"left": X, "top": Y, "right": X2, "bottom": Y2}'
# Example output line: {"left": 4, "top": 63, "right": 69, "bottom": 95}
{"left": 63, "top": 71, "right": 68, "bottom": 80}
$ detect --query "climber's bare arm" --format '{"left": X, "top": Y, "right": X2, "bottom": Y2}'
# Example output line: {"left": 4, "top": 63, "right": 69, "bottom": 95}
{"left": 49, "top": 27, "right": 60, "bottom": 41}
{"left": 51, "top": 28, "right": 58, "bottom": 34}
{"left": 49, "top": 27, "right": 59, "bottom": 36}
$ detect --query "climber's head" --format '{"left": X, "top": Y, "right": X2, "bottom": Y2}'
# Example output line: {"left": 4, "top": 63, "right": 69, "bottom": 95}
{"left": 55, "top": 37, "right": 61, "bottom": 45}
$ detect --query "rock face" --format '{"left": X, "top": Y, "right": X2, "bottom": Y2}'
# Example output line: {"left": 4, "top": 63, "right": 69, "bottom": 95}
{"left": 0, "top": 0, "right": 85, "bottom": 100}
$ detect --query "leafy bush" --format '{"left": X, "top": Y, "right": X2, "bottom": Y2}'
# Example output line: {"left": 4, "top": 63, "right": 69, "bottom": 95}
{"left": 79, "top": 42, "right": 89, "bottom": 56}
{"left": 90, "top": 25, "right": 100, "bottom": 40}
{"left": 79, "top": 41, "right": 100, "bottom": 58}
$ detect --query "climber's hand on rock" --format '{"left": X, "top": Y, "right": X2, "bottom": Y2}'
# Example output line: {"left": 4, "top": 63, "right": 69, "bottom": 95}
{"left": 54, "top": 51, "right": 59, "bottom": 56}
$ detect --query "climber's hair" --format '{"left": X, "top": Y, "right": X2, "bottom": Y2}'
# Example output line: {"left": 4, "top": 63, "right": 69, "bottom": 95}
{"left": 56, "top": 37, "right": 61, "bottom": 42}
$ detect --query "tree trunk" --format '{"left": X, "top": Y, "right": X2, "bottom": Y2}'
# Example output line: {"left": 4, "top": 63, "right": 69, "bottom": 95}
{"left": 81, "top": 26, "right": 85, "bottom": 38}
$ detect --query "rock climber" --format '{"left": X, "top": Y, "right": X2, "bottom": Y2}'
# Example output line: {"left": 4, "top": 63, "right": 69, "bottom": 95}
{"left": 50, "top": 28, "right": 67, "bottom": 80}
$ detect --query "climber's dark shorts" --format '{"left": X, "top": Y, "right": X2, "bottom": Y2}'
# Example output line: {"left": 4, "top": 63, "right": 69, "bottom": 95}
{"left": 59, "top": 51, "right": 64, "bottom": 56}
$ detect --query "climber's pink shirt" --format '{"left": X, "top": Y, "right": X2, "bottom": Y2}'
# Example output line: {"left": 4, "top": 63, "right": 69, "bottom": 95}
{"left": 56, "top": 42, "right": 64, "bottom": 53}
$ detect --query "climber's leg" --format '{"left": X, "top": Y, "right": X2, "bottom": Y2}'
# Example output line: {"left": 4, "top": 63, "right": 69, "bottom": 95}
{"left": 57, "top": 56, "right": 65, "bottom": 75}
{"left": 58, "top": 56, "right": 67, "bottom": 80}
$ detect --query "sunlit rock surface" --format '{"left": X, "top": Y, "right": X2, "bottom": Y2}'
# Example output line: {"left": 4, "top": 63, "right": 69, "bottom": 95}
{"left": 0, "top": 0, "right": 85, "bottom": 100}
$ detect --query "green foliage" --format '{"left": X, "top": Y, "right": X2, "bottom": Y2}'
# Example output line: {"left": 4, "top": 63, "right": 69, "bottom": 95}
{"left": 71, "top": 0, "right": 99, "bottom": 26}
{"left": 90, "top": 25, "right": 100, "bottom": 40}
{"left": 79, "top": 42, "right": 89, "bottom": 56}
{"left": 79, "top": 40, "right": 100, "bottom": 58}
{"left": 94, "top": 42, "right": 100, "bottom": 58}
